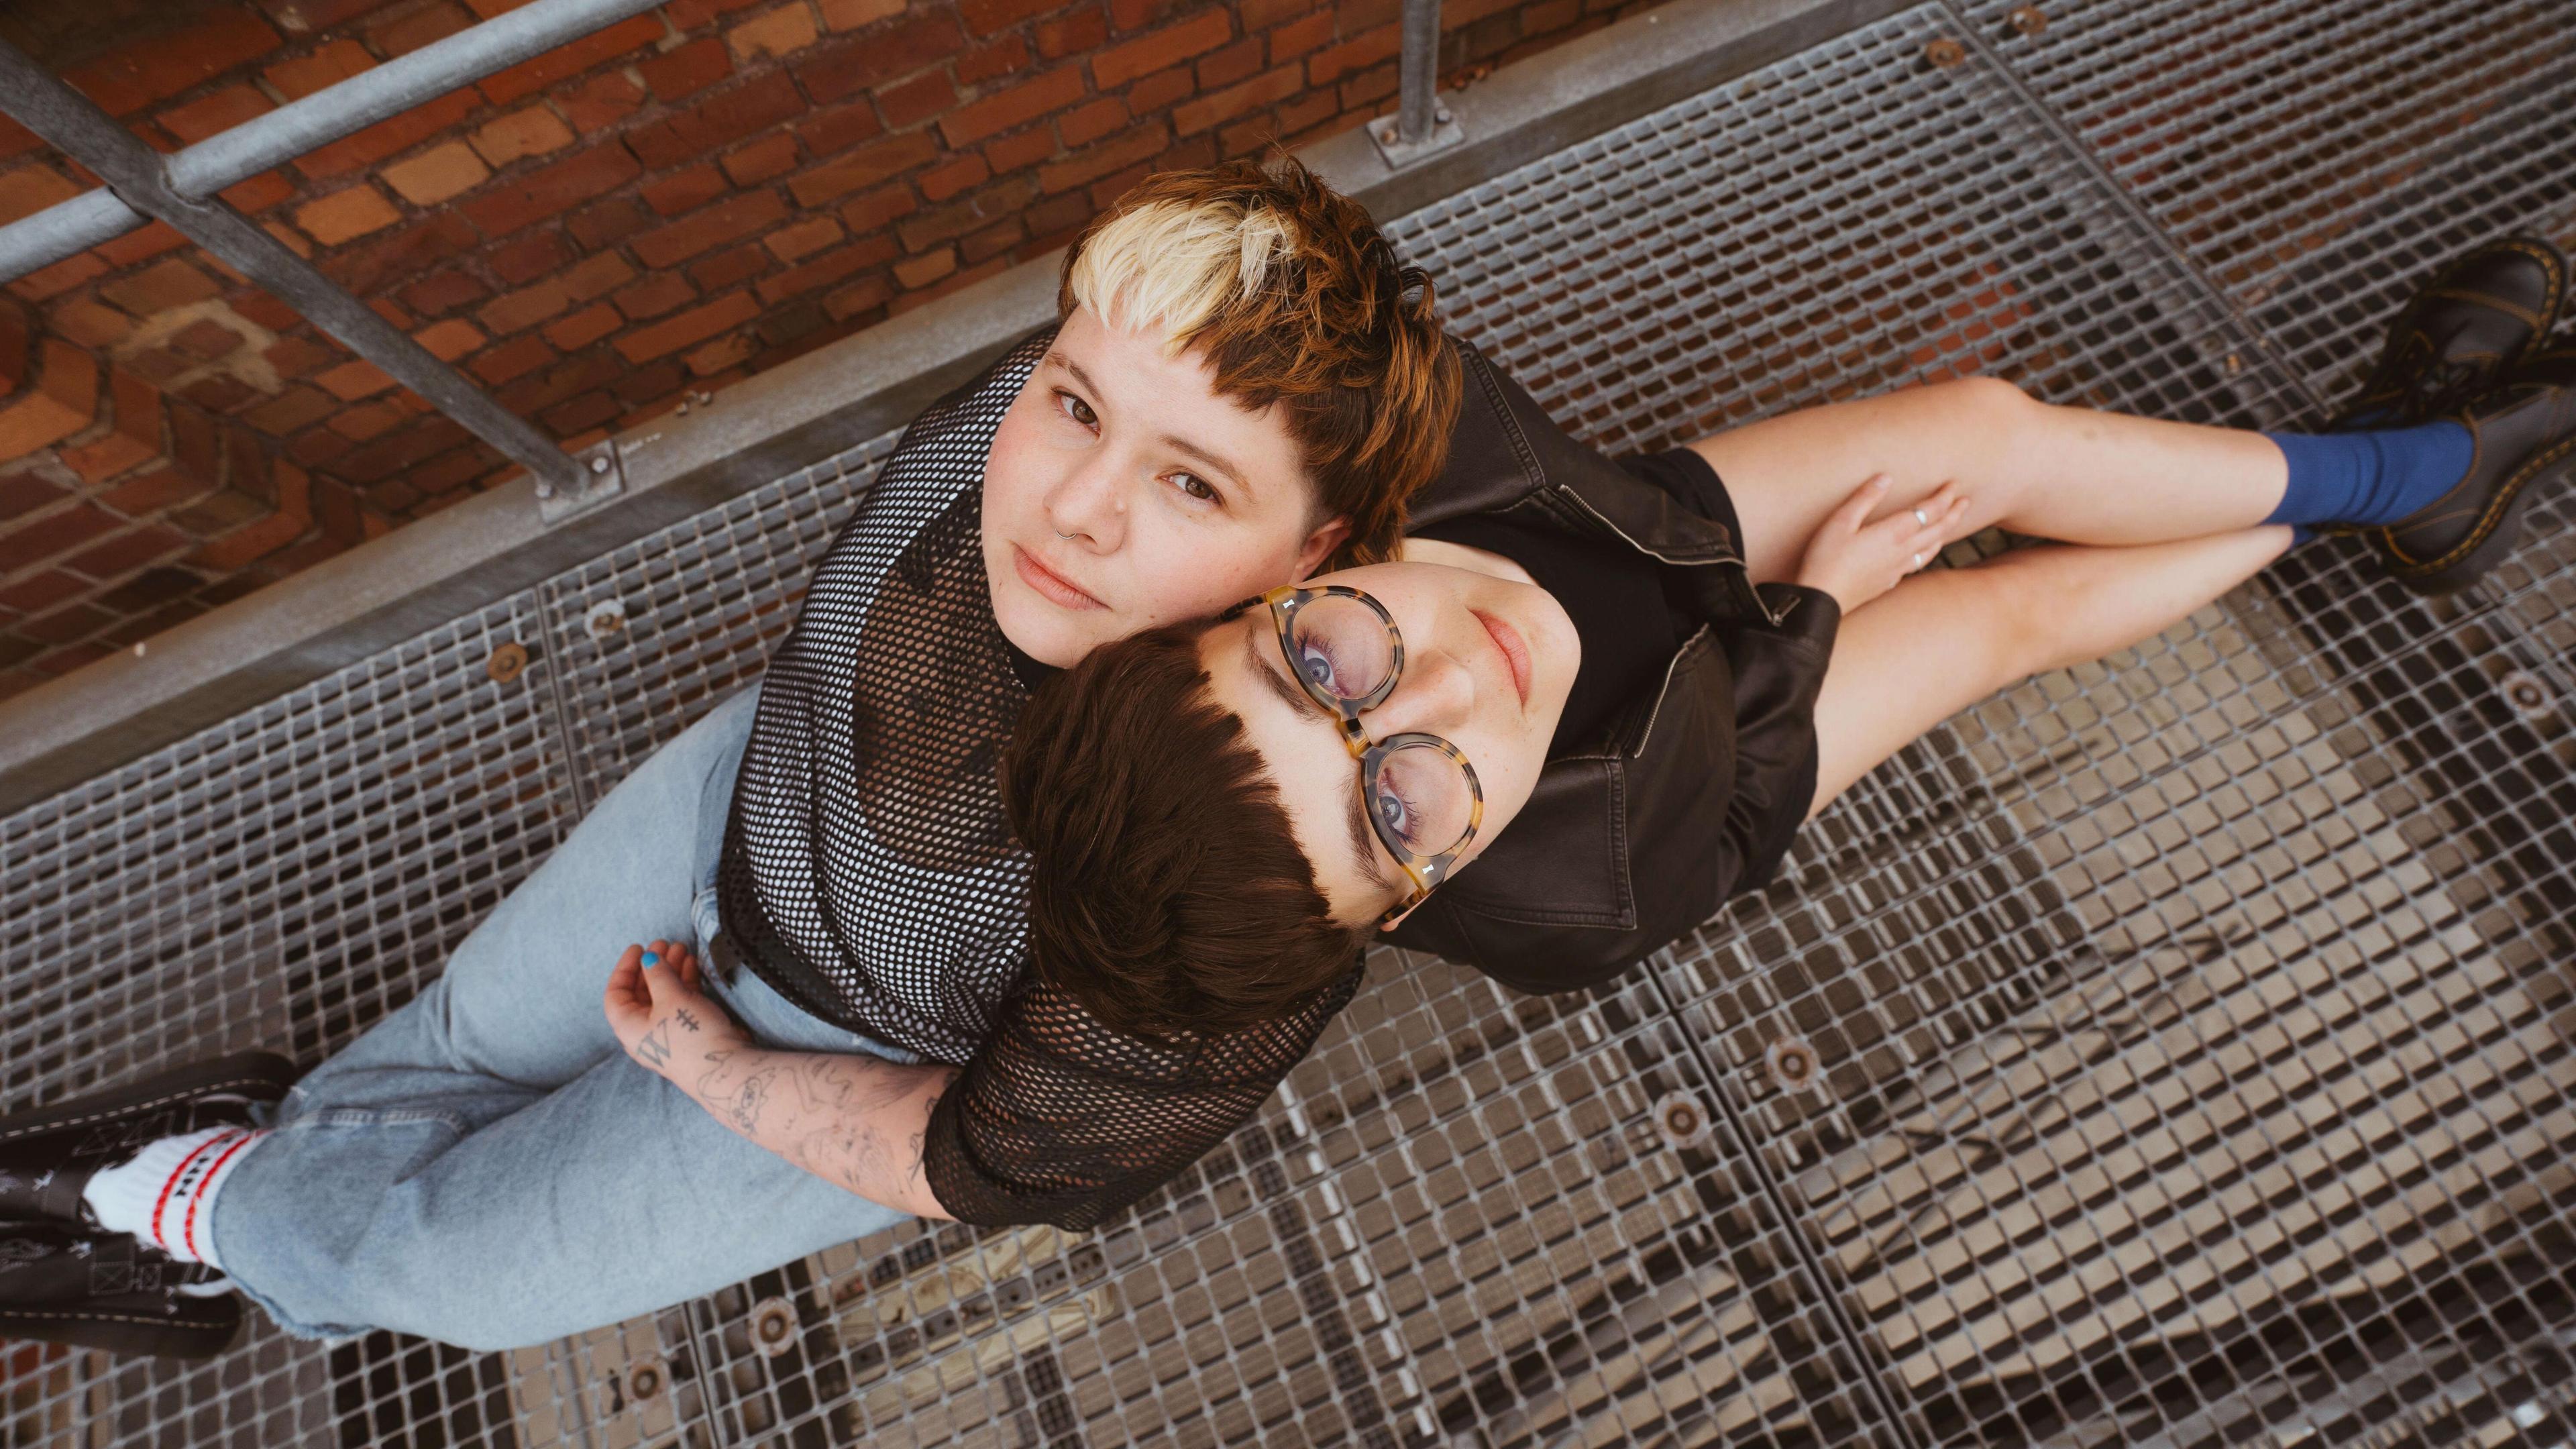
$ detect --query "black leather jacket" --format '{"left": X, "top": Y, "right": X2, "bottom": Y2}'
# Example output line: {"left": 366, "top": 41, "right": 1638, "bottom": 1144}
{"left": 1387, "top": 343, "right": 1841, "bottom": 994}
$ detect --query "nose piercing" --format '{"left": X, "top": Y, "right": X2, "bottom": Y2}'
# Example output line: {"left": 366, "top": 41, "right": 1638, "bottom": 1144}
{"left": 1053, "top": 528, "right": 1075, "bottom": 540}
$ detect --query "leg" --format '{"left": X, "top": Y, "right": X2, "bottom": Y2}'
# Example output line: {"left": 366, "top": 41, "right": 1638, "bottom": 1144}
{"left": 1686, "top": 378, "right": 2291, "bottom": 581}
{"left": 283, "top": 684, "right": 763, "bottom": 1112}
{"left": 211, "top": 1047, "right": 912, "bottom": 1350}
{"left": 1806, "top": 527, "right": 2295, "bottom": 817}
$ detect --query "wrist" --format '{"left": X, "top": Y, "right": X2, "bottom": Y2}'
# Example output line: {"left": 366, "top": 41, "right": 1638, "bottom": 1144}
{"left": 1794, "top": 567, "right": 1847, "bottom": 612}
{"left": 664, "top": 1013, "right": 754, "bottom": 1083}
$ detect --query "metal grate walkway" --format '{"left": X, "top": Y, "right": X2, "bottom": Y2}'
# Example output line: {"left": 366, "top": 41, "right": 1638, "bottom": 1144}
{"left": 7, "top": 1, "right": 2576, "bottom": 1445}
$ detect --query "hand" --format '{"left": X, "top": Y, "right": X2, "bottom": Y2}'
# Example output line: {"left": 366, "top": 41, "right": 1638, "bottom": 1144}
{"left": 1794, "top": 476, "right": 1973, "bottom": 612}
{"left": 604, "top": 939, "right": 748, "bottom": 1079}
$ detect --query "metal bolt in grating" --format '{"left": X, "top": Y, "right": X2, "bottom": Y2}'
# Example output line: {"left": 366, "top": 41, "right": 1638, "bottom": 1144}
{"left": 7, "top": 1, "right": 2576, "bottom": 1445}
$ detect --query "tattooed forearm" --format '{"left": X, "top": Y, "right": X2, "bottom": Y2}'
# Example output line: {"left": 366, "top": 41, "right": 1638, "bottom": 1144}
{"left": 679, "top": 1043, "right": 961, "bottom": 1219}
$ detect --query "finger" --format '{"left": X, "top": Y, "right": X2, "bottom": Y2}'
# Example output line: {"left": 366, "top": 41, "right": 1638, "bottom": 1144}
{"left": 1918, "top": 496, "right": 1974, "bottom": 552}
{"left": 1834, "top": 474, "right": 1892, "bottom": 533}
{"left": 1904, "top": 489, "right": 1969, "bottom": 544}
{"left": 1902, "top": 481, "right": 1961, "bottom": 529}
{"left": 1865, "top": 501, "right": 1935, "bottom": 545}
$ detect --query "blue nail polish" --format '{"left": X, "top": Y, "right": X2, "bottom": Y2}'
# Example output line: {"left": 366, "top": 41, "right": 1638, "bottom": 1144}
{"left": 641, "top": 952, "right": 659, "bottom": 969}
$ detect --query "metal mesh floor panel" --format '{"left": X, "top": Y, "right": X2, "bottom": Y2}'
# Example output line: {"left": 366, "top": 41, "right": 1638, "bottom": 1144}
{"left": 7, "top": 1, "right": 2576, "bottom": 1445}
{"left": 1951, "top": 0, "right": 2576, "bottom": 411}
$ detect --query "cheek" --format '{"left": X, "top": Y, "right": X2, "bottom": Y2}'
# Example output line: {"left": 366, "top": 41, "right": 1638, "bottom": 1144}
{"left": 1116, "top": 516, "right": 1307, "bottom": 625}
{"left": 979, "top": 414, "right": 1046, "bottom": 524}
{"left": 1458, "top": 722, "right": 1550, "bottom": 860}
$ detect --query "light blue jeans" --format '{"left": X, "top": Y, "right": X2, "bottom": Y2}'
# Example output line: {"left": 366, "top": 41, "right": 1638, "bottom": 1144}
{"left": 209, "top": 683, "right": 922, "bottom": 1350}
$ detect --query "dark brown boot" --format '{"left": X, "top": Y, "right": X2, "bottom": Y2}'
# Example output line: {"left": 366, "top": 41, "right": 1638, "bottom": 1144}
{"left": 2330, "top": 235, "right": 2566, "bottom": 429}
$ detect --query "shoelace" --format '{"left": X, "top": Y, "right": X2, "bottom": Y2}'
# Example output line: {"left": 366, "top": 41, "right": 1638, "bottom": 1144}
{"left": 2410, "top": 358, "right": 2482, "bottom": 413}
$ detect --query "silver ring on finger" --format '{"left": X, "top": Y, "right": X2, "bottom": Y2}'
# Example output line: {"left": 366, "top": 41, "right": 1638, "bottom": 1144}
{"left": 1911, "top": 551, "right": 1925, "bottom": 569}
{"left": 1912, "top": 506, "right": 1929, "bottom": 525}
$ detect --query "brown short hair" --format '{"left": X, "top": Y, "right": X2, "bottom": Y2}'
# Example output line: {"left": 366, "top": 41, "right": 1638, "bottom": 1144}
{"left": 1002, "top": 620, "right": 1362, "bottom": 1042}
{"left": 1060, "top": 158, "right": 1462, "bottom": 568}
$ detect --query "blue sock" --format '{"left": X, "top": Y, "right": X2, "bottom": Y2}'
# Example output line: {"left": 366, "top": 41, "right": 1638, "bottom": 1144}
{"left": 2262, "top": 422, "right": 2475, "bottom": 531}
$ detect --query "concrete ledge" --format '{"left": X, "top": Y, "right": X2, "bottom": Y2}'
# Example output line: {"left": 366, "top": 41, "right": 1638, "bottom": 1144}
{"left": 0, "top": 0, "right": 1902, "bottom": 817}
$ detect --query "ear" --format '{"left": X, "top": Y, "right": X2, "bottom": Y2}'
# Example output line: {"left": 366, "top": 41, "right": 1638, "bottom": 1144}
{"left": 1290, "top": 515, "right": 1353, "bottom": 580}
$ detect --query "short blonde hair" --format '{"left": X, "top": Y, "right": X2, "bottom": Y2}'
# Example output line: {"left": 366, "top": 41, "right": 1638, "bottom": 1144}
{"left": 1058, "top": 160, "right": 1460, "bottom": 567}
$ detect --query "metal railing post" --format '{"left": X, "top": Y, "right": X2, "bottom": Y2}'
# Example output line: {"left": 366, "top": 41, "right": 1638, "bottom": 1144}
{"left": 1398, "top": 0, "right": 1444, "bottom": 146}
{"left": 1371, "top": 0, "right": 1461, "bottom": 168}
{"left": 0, "top": 41, "right": 590, "bottom": 498}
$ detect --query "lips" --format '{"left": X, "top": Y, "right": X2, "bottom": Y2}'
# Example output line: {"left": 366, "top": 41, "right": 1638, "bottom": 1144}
{"left": 1012, "top": 543, "right": 1106, "bottom": 610}
{"left": 1471, "top": 608, "right": 1531, "bottom": 707}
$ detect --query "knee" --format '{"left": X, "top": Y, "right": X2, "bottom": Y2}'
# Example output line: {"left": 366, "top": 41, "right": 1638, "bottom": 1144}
{"left": 1939, "top": 374, "right": 2041, "bottom": 442}
{"left": 1909, "top": 374, "right": 2043, "bottom": 492}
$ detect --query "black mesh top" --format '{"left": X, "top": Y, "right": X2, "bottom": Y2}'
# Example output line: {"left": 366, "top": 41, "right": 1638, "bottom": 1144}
{"left": 716, "top": 327, "right": 1363, "bottom": 1232}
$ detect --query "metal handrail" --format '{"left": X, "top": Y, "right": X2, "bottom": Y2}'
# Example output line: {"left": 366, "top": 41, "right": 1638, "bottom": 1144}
{"left": 0, "top": 41, "right": 596, "bottom": 494}
{"left": 0, "top": 0, "right": 663, "bottom": 282}
{"left": 0, "top": 0, "right": 669, "bottom": 505}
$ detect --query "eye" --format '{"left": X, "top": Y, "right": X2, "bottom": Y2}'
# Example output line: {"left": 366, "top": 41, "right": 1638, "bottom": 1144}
{"left": 1169, "top": 472, "right": 1218, "bottom": 503}
{"left": 1296, "top": 641, "right": 1343, "bottom": 694}
{"left": 1375, "top": 788, "right": 1417, "bottom": 847}
{"left": 1054, "top": 390, "right": 1097, "bottom": 428}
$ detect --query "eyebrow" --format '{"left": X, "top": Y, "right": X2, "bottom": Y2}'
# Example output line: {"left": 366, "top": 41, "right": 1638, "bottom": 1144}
{"left": 1241, "top": 628, "right": 1397, "bottom": 894}
{"left": 1159, "top": 433, "right": 1248, "bottom": 493}
{"left": 1046, "top": 350, "right": 1250, "bottom": 494}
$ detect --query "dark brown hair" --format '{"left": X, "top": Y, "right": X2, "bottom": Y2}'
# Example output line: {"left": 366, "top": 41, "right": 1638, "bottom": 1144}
{"left": 1060, "top": 157, "right": 1463, "bottom": 569}
{"left": 1002, "top": 619, "right": 1363, "bottom": 1042}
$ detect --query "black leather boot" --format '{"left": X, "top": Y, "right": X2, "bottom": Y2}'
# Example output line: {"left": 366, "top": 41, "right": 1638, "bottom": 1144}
{"left": 0, "top": 1222, "right": 244, "bottom": 1360}
{"left": 0, "top": 1051, "right": 298, "bottom": 1229}
{"left": 2369, "top": 350, "right": 2576, "bottom": 594}
{"left": 2330, "top": 235, "right": 2566, "bottom": 429}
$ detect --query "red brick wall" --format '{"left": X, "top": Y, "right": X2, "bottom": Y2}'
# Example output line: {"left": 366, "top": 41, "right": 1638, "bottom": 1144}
{"left": 0, "top": 0, "right": 1657, "bottom": 704}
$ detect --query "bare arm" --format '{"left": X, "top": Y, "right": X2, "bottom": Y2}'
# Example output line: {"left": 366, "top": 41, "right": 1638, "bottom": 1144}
{"left": 605, "top": 938, "right": 961, "bottom": 1221}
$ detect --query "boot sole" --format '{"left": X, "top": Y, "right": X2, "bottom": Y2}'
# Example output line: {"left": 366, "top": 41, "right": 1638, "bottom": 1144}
{"left": 0, "top": 1295, "right": 246, "bottom": 1361}
{"left": 0, "top": 1051, "right": 301, "bottom": 1147}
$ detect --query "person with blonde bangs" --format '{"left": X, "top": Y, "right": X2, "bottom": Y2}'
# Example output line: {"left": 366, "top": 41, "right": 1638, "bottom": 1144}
{"left": 0, "top": 158, "right": 1477, "bottom": 1357}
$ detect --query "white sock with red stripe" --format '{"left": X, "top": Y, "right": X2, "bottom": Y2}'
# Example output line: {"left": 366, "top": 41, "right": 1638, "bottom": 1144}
{"left": 79, "top": 1124, "right": 270, "bottom": 1269}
